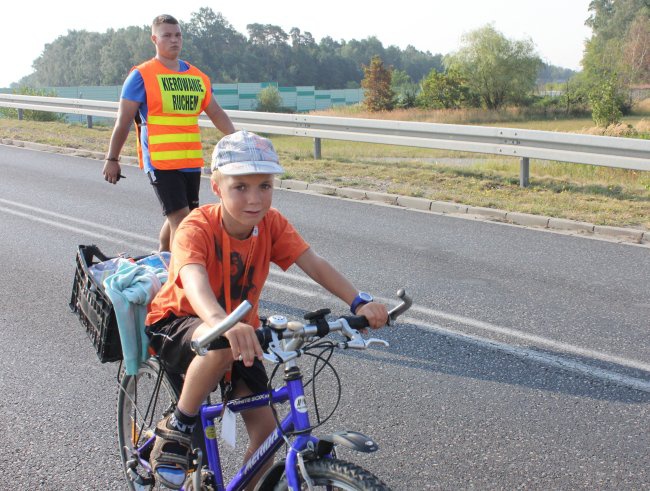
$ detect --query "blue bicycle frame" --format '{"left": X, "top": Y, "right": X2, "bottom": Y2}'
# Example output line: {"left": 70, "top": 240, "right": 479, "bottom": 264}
{"left": 199, "top": 374, "right": 315, "bottom": 491}
{"left": 131, "top": 371, "right": 316, "bottom": 490}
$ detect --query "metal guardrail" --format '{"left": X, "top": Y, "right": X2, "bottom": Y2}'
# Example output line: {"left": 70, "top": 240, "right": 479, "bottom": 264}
{"left": 1, "top": 93, "right": 649, "bottom": 187}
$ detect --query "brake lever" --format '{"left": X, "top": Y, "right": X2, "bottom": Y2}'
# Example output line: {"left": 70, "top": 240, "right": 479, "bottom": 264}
{"left": 365, "top": 338, "right": 390, "bottom": 348}
{"left": 339, "top": 332, "right": 389, "bottom": 350}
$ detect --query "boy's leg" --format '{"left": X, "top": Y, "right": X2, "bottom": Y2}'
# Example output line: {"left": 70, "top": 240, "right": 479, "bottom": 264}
{"left": 176, "top": 322, "right": 235, "bottom": 414}
{"left": 147, "top": 318, "right": 234, "bottom": 489}
{"left": 231, "top": 382, "right": 277, "bottom": 491}
{"left": 159, "top": 207, "right": 190, "bottom": 252}
{"left": 148, "top": 170, "right": 201, "bottom": 251}
{"left": 243, "top": 406, "right": 277, "bottom": 490}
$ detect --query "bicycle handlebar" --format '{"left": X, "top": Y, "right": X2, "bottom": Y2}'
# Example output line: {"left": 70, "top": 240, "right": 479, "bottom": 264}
{"left": 190, "top": 289, "right": 413, "bottom": 358}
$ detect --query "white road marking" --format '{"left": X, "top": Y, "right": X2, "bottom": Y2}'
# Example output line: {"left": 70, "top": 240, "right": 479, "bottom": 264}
{"left": 0, "top": 198, "right": 157, "bottom": 244}
{"left": 0, "top": 205, "right": 154, "bottom": 251}
{"left": 408, "top": 304, "right": 650, "bottom": 373}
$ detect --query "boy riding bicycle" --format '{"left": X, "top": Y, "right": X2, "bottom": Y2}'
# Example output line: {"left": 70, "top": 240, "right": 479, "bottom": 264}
{"left": 144, "top": 130, "right": 389, "bottom": 489}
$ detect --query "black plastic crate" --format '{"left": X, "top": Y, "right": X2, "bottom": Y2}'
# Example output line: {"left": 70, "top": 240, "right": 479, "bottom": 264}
{"left": 69, "top": 245, "right": 123, "bottom": 363}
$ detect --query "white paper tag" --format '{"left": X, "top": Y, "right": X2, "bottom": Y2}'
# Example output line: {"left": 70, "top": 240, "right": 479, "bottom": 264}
{"left": 221, "top": 408, "right": 237, "bottom": 449}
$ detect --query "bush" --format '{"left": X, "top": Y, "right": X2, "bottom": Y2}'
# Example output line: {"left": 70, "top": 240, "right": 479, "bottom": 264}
{"left": 0, "top": 86, "right": 65, "bottom": 122}
{"left": 395, "top": 89, "right": 418, "bottom": 109}
{"left": 256, "top": 86, "right": 283, "bottom": 113}
{"left": 589, "top": 76, "right": 624, "bottom": 127}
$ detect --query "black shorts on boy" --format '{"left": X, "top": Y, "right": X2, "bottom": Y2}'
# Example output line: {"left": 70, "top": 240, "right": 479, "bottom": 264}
{"left": 146, "top": 315, "right": 269, "bottom": 397}
{"left": 148, "top": 169, "right": 201, "bottom": 216}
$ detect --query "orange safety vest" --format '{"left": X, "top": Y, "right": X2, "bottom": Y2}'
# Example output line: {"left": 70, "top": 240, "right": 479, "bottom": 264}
{"left": 133, "top": 58, "right": 211, "bottom": 170}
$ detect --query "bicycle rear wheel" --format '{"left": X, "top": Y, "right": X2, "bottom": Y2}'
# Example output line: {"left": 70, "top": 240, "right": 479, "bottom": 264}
{"left": 272, "top": 458, "right": 392, "bottom": 491}
{"left": 117, "top": 358, "right": 181, "bottom": 491}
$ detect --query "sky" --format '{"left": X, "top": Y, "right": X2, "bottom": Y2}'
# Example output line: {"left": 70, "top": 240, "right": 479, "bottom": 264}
{"left": 4, "top": 0, "right": 594, "bottom": 88}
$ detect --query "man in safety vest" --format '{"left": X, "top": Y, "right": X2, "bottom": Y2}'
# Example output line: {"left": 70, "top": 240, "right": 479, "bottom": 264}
{"left": 103, "top": 14, "right": 235, "bottom": 251}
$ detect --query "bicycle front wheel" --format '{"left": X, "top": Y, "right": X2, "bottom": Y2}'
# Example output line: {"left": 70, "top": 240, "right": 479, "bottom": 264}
{"left": 273, "top": 458, "right": 392, "bottom": 491}
{"left": 116, "top": 358, "right": 181, "bottom": 491}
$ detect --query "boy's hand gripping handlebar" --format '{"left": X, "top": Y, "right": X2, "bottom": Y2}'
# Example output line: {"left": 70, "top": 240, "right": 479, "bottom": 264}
{"left": 191, "top": 301, "right": 253, "bottom": 356}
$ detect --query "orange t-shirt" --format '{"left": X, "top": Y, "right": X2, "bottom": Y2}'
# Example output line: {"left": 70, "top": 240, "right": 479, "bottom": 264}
{"left": 146, "top": 204, "right": 310, "bottom": 327}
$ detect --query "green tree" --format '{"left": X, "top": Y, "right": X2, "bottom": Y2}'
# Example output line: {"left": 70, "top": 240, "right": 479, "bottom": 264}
{"left": 622, "top": 12, "right": 650, "bottom": 84}
{"left": 184, "top": 8, "right": 248, "bottom": 82}
{"left": 581, "top": 0, "right": 650, "bottom": 93}
{"left": 246, "top": 23, "right": 291, "bottom": 84}
{"left": 445, "top": 25, "right": 542, "bottom": 109}
{"left": 361, "top": 55, "right": 395, "bottom": 111}
{"left": 99, "top": 26, "right": 151, "bottom": 84}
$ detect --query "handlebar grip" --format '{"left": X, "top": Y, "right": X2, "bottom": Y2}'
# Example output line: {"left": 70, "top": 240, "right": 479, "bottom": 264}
{"left": 341, "top": 315, "right": 370, "bottom": 330}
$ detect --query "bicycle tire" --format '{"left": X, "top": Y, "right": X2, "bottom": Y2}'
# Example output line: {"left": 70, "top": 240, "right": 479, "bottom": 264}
{"left": 116, "top": 358, "right": 180, "bottom": 491}
{"left": 272, "top": 458, "right": 392, "bottom": 491}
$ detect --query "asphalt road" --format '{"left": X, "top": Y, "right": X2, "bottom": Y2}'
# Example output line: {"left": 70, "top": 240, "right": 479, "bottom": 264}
{"left": 1, "top": 144, "right": 649, "bottom": 490}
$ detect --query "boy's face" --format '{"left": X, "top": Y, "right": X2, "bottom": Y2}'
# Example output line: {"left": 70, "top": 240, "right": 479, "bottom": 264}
{"left": 151, "top": 22, "right": 183, "bottom": 59}
{"left": 212, "top": 173, "right": 274, "bottom": 239}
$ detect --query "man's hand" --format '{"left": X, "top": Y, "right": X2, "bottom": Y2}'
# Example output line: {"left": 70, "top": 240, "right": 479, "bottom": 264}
{"left": 356, "top": 302, "right": 389, "bottom": 329}
{"left": 103, "top": 159, "right": 122, "bottom": 184}
{"left": 224, "top": 322, "right": 263, "bottom": 366}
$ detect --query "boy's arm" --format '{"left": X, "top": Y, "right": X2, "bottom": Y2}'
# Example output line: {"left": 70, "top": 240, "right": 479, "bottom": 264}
{"left": 295, "top": 248, "right": 388, "bottom": 328}
{"left": 179, "top": 263, "right": 262, "bottom": 365}
{"left": 204, "top": 97, "right": 235, "bottom": 136}
{"left": 103, "top": 98, "right": 140, "bottom": 184}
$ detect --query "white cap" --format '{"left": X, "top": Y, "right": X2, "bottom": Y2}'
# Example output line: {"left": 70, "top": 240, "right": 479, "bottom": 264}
{"left": 211, "top": 130, "right": 284, "bottom": 175}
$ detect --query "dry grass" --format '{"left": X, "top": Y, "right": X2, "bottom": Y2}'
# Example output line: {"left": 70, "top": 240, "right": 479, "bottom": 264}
{"left": 632, "top": 97, "right": 650, "bottom": 114}
{"left": 312, "top": 105, "right": 586, "bottom": 126}
{"left": 1, "top": 115, "right": 648, "bottom": 230}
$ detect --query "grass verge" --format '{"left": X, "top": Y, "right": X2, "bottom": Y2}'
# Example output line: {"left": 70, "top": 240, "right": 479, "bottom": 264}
{"left": 1, "top": 117, "right": 648, "bottom": 230}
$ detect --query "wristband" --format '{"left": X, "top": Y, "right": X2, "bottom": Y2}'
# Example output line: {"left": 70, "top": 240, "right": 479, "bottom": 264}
{"left": 105, "top": 157, "right": 120, "bottom": 162}
{"left": 350, "top": 292, "right": 373, "bottom": 314}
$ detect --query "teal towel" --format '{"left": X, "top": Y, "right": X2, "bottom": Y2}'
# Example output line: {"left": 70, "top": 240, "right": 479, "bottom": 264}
{"left": 103, "top": 260, "right": 168, "bottom": 375}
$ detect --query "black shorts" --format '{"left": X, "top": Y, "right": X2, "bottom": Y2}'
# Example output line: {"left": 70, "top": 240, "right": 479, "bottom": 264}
{"left": 145, "top": 315, "right": 269, "bottom": 397}
{"left": 148, "top": 169, "right": 201, "bottom": 216}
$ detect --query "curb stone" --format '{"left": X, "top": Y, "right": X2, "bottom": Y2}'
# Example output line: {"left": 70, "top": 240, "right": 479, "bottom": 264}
{"left": 2, "top": 138, "right": 648, "bottom": 247}
{"left": 467, "top": 206, "right": 508, "bottom": 220}
{"left": 548, "top": 217, "right": 595, "bottom": 233}
{"left": 307, "top": 183, "right": 337, "bottom": 195}
{"left": 279, "top": 179, "right": 309, "bottom": 191}
{"left": 594, "top": 225, "right": 644, "bottom": 243}
{"left": 336, "top": 187, "right": 366, "bottom": 200}
{"left": 364, "top": 191, "right": 399, "bottom": 204}
{"left": 505, "top": 212, "right": 550, "bottom": 229}
{"left": 396, "top": 195, "right": 432, "bottom": 211}
{"left": 430, "top": 201, "right": 468, "bottom": 214}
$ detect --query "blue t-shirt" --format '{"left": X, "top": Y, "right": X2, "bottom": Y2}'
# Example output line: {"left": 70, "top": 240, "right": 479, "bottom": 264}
{"left": 121, "top": 60, "right": 200, "bottom": 173}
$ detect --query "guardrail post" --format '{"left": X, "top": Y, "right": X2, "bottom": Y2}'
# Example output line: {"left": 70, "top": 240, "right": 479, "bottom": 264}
{"left": 520, "top": 157, "right": 530, "bottom": 188}
{"left": 313, "top": 137, "right": 321, "bottom": 160}
{"left": 86, "top": 115, "right": 93, "bottom": 129}
{"left": 17, "top": 108, "right": 24, "bottom": 120}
